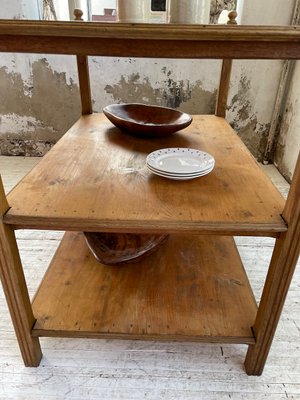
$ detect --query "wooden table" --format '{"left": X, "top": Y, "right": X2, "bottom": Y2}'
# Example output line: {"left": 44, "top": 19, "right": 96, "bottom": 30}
{"left": 0, "top": 20, "right": 299, "bottom": 376}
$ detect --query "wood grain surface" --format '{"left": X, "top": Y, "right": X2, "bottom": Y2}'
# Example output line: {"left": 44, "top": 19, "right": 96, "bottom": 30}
{"left": 0, "top": 177, "right": 42, "bottom": 366}
{"left": 5, "top": 114, "right": 286, "bottom": 236}
{"left": 1, "top": 21, "right": 300, "bottom": 59}
{"left": 245, "top": 153, "right": 300, "bottom": 375}
{"left": 215, "top": 59, "right": 232, "bottom": 118}
{"left": 32, "top": 231, "right": 257, "bottom": 344}
{"left": 76, "top": 55, "right": 93, "bottom": 115}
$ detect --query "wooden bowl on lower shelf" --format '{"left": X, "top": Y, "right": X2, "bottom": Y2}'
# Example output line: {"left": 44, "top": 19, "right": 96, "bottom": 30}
{"left": 84, "top": 232, "right": 169, "bottom": 266}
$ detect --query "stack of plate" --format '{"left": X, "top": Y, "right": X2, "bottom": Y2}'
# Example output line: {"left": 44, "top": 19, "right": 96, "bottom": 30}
{"left": 146, "top": 147, "right": 215, "bottom": 180}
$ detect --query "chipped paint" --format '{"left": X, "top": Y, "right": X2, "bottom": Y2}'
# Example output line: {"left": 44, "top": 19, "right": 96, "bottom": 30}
{"left": 274, "top": 61, "right": 300, "bottom": 182}
{"left": 228, "top": 74, "right": 270, "bottom": 161}
{"left": 0, "top": 58, "right": 80, "bottom": 156}
{"left": 0, "top": 54, "right": 292, "bottom": 164}
{"left": 102, "top": 63, "right": 273, "bottom": 161}
{"left": 275, "top": 98, "right": 299, "bottom": 182}
{"left": 180, "top": 83, "right": 217, "bottom": 115}
{"left": 104, "top": 68, "right": 217, "bottom": 114}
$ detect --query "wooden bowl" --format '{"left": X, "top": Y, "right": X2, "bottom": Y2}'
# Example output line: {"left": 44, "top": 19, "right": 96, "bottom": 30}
{"left": 84, "top": 232, "right": 169, "bottom": 266}
{"left": 103, "top": 103, "right": 192, "bottom": 138}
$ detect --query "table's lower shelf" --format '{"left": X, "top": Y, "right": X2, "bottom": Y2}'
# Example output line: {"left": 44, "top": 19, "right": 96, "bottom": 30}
{"left": 31, "top": 232, "right": 257, "bottom": 344}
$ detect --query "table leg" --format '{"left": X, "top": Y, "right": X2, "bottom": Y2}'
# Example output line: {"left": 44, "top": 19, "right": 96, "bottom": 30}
{"left": 245, "top": 153, "right": 300, "bottom": 375}
{"left": 0, "top": 177, "right": 42, "bottom": 367}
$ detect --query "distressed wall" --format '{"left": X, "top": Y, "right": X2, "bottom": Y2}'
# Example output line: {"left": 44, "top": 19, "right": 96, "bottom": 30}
{"left": 274, "top": 62, "right": 300, "bottom": 182}
{"left": 0, "top": 54, "right": 283, "bottom": 159}
{"left": 91, "top": 58, "right": 220, "bottom": 113}
{"left": 0, "top": 0, "right": 81, "bottom": 156}
{"left": 0, "top": 54, "right": 81, "bottom": 155}
{"left": 226, "top": 0, "right": 294, "bottom": 162}
{"left": 0, "top": 0, "right": 298, "bottom": 168}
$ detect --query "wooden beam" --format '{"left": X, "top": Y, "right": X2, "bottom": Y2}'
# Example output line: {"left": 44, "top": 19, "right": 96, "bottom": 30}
{"left": 245, "top": 153, "right": 300, "bottom": 375}
{"left": 215, "top": 11, "right": 237, "bottom": 118}
{"left": 1, "top": 20, "right": 300, "bottom": 42}
{"left": 1, "top": 21, "right": 300, "bottom": 59}
{"left": 76, "top": 55, "right": 93, "bottom": 115}
{"left": 282, "top": 152, "right": 300, "bottom": 223}
{"left": 3, "top": 35, "right": 300, "bottom": 59}
{"left": 215, "top": 59, "right": 232, "bottom": 117}
{"left": 0, "top": 176, "right": 42, "bottom": 367}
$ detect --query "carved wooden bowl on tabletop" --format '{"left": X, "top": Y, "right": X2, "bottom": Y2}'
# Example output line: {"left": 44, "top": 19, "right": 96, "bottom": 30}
{"left": 84, "top": 232, "right": 169, "bottom": 266}
{"left": 103, "top": 103, "right": 192, "bottom": 138}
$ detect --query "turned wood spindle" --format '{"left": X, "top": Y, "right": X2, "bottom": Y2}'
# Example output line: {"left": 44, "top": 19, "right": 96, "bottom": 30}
{"left": 227, "top": 10, "right": 238, "bottom": 25}
{"left": 74, "top": 8, "right": 83, "bottom": 21}
{"left": 215, "top": 11, "right": 238, "bottom": 117}
{"left": 73, "top": 7, "right": 92, "bottom": 114}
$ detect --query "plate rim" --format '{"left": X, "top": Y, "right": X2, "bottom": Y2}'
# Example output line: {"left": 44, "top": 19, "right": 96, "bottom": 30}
{"left": 147, "top": 163, "right": 214, "bottom": 177}
{"left": 146, "top": 147, "right": 215, "bottom": 174}
{"left": 147, "top": 166, "right": 214, "bottom": 180}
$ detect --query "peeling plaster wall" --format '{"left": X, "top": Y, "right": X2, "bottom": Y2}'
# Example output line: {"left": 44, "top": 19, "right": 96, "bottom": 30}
{"left": 0, "top": 54, "right": 283, "bottom": 159}
{"left": 0, "top": 0, "right": 81, "bottom": 156}
{"left": 90, "top": 57, "right": 282, "bottom": 161}
{"left": 0, "top": 54, "right": 81, "bottom": 156}
{"left": 230, "top": 0, "right": 295, "bottom": 160}
{"left": 90, "top": 58, "right": 220, "bottom": 113}
{"left": 274, "top": 62, "right": 300, "bottom": 182}
{"left": 243, "top": 0, "right": 300, "bottom": 180}
{"left": 0, "top": 0, "right": 297, "bottom": 160}
{"left": 227, "top": 60, "right": 284, "bottom": 160}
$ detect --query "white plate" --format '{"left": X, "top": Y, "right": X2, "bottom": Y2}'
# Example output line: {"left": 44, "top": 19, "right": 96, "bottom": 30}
{"left": 147, "top": 163, "right": 214, "bottom": 178}
{"left": 147, "top": 161, "right": 214, "bottom": 177}
{"left": 146, "top": 148, "right": 215, "bottom": 174}
{"left": 147, "top": 164, "right": 214, "bottom": 180}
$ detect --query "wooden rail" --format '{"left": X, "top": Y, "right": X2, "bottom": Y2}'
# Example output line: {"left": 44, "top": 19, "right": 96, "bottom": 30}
{"left": 1, "top": 20, "right": 300, "bottom": 59}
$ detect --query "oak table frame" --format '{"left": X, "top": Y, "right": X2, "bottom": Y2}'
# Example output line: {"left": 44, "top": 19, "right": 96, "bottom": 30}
{"left": 0, "top": 20, "right": 299, "bottom": 376}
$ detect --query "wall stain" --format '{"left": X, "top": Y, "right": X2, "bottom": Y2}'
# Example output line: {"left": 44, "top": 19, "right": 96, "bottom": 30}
{"left": 274, "top": 100, "right": 294, "bottom": 182}
{"left": 0, "top": 61, "right": 270, "bottom": 161}
{"left": 0, "top": 58, "right": 81, "bottom": 156}
{"left": 105, "top": 70, "right": 268, "bottom": 160}
{"left": 229, "top": 75, "right": 269, "bottom": 161}
{"left": 234, "top": 119, "right": 270, "bottom": 162}
{"left": 105, "top": 68, "right": 217, "bottom": 114}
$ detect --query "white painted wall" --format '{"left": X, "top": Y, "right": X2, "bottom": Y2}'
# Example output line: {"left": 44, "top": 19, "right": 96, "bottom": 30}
{"left": 91, "top": 0, "right": 116, "bottom": 15}
{"left": 21, "top": 0, "right": 40, "bottom": 19}
{"left": 236, "top": 0, "right": 244, "bottom": 24}
{"left": 240, "top": 0, "right": 294, "bottom": 24}
{"left": 53, "top": 0, "right": 70, "bottom": 20}
{"left": 1, "top": 0, "right": 39, "bottom": 19}
{"left": 1, "top": 3, "right": 23, "bottom": 18}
